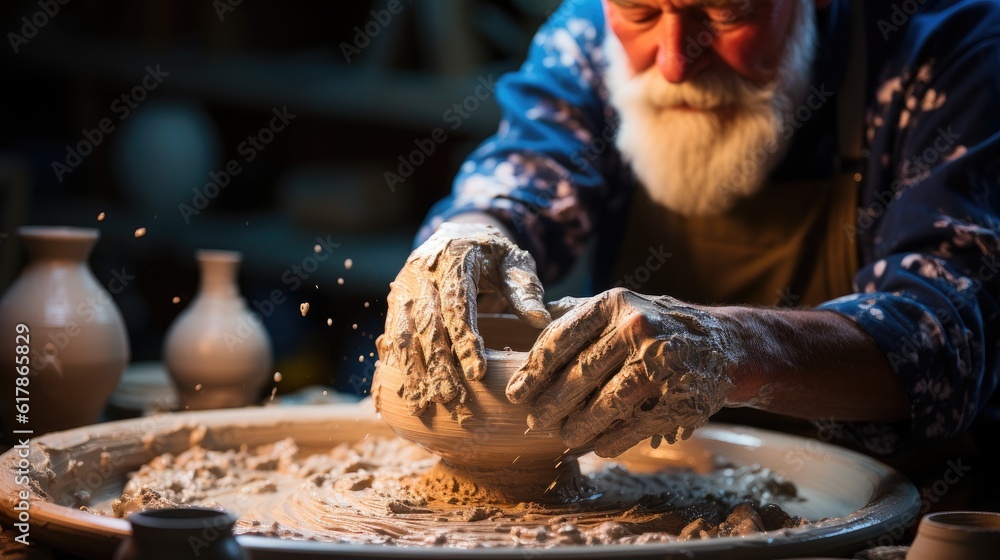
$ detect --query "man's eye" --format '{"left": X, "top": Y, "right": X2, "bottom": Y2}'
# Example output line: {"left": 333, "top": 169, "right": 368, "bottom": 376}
{"left": 623, "top": 7, "right": 661, "bottom": 23}
{"left": 705, "top": 7, "right": 747, "bottom": 25}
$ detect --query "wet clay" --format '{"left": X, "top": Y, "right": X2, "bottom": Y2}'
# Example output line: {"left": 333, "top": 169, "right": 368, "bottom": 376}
{"left": 507, "top": 291, "right": 739, "bottom": 458}
{"left": 91, "top": 436, "right": 807, "bottom": 548}
{"left": 414, "top": 459, "right": 583, "bottom": 505}
{"left": 377, "top": 222, "right": 551, "bottom": 417}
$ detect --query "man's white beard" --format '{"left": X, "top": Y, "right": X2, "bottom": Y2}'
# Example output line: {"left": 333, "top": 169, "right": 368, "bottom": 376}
{"left": 605, "top": 1, "right": 817, "bottom": 216}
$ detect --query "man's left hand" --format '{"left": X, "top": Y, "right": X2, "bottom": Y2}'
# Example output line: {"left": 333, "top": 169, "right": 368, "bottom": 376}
{"left": 505, "top": 288, "right": 742, "bottom": 458}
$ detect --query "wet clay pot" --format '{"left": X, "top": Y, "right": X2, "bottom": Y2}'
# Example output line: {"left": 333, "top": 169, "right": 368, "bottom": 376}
{"left": 163, "top": 250, "right": 272, "bottom": 410}
{"left": 373, "top": 314, "right": 593, "bottom": 471}
{"left": 0, "top": 226, "right": 130, "bottom": 439}
{"left": 113, "top": 508, "right": 247, "bottom": 560}
{"left": 907, "top": 511, "right": 1000, "bottom": 560}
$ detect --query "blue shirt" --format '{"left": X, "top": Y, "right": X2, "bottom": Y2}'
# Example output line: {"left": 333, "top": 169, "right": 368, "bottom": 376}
{"left": 417, "top": 0, "right": 1000, "bottom": 455}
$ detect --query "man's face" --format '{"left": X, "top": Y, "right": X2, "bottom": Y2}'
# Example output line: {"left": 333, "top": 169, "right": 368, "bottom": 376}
{"left": 602, "top": 0, "right": 817, "bottom": 215}
{"left": 603, "top": 0, "right": 799, "bottom": 87}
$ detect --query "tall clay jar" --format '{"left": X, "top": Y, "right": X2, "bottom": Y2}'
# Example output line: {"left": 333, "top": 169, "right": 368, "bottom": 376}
{"left": 163, "top": 250, "right": 272, "bottom": 410}
{"left": 0, "top": 226, "right": 130, "bottom": 440}
{"left": 113, "top": 508, "right": 248, "bottom": 560}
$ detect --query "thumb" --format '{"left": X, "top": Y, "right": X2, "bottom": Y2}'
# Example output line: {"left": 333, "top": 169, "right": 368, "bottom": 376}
{"left": 546, "top": 296, "right": 592, "bottom": 320}
{"left": 499, "top": 247, "right": 551, "bottom": 329}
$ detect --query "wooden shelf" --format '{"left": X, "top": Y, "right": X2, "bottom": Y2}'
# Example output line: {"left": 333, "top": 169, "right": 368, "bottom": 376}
{"left": 18, "top": 31, "right": 510, "bottom": 135}
{"left": 28, "top": 197, "right": 412, "bottom": 296}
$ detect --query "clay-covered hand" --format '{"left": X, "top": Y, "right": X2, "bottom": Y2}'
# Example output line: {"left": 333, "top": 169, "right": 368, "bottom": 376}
{"left": 506, "top": 288, "right": 739, "bottom": 457}
{"left": 377, "top": 222, "right": 551, "bottom": 416}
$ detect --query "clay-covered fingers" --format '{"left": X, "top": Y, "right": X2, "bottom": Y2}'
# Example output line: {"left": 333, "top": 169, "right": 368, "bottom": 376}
{"left": 506, "top": 296, "right": 612, "bottom": 404}
{"left": 438, "top": 247, "right": 487, "bottom": 382}
{"left": 381, "top": 221, "right": 550, "bottom": 418}
{"left": 589, "top": 377, "right": 713, "bottom": 457}
{"left": 546, "top": 296, "right": 591, "bottom": 320}
{"left": 526, "top": 330, "right": 630, "bottom": 430}
{"left": 400, "top": 338, "right": 432, "bottom": 415}
{"left": 561, "top": 360, "right": 658, "bottom": 447}
{"left": 499, "top": 246, "right": 551, "bottom": 329}
{"left": 591, "top": 414, "right": 679, "bottom": 458}
{"left": 409, "top": 281, "right": 464, "bottom": 414}
{"left": 389, "top": 294, "right": 431, "bottom": 415}
{"left": 379, "top": 279, "right": 414, "bottom": 371}
{"left": 380, "top": 273, "right": 433, "bottom": 414}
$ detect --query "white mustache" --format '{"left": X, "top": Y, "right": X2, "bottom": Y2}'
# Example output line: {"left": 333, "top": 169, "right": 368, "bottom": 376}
{"left": 623, "top": 64, "right": 776, "bottom": 111}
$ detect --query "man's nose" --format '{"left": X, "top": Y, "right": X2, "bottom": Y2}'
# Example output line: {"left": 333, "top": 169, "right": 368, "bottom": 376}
{"left": 656, "top": 13, "right": 711, "bottom": 83}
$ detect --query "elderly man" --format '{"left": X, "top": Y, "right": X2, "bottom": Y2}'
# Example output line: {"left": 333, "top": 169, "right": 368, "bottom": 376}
{"left": 377, "top": 0, "right": 1000, "bottom": 459}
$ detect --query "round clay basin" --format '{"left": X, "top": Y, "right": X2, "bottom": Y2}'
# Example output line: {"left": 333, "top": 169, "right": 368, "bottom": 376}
{"left": 0, "top": 403, "right": 919, "bottom": 559}
{"left": 374, "top": 314, "right": 593, "bottom": 470}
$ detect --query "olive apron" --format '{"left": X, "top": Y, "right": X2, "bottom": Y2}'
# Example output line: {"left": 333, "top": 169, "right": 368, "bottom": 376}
{"left": 611, "top": 2, "right": 867, "bottom": 308}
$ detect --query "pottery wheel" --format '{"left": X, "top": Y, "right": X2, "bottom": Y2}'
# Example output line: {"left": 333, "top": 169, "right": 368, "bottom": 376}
{"left": 0, "top": 403, "right": 920, "bottom": 559}
{"left": 97, "top": 434, "right": 803, "bottom": 548}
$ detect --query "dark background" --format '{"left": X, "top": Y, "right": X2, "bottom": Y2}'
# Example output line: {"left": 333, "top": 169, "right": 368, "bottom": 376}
{"left": 2, "top": 3, "right": 998, "bottom": 556}
{"left": 0, "top": 0, "right": 561, "bottom": 399}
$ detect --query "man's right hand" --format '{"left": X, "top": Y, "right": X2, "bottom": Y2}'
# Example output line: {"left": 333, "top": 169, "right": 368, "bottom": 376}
{"left": 376, "top": 222, "right": 551, "bottom": 416}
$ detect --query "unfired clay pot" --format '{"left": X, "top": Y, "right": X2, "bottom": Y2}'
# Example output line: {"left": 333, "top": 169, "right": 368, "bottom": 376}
{"left": 0, "top": 226, "right": 130, "bottom": 439}
{"left": 907, "top": 511, "right": 1000, "bottom": 560}
{"left": 373, "top": 315, "right": 593, "bottom": 471}
{"left": 163, "top": 250, "right": 272, "bottom": 410}
{"left": 113, "top": 508, "right": 247, "bottom": 560}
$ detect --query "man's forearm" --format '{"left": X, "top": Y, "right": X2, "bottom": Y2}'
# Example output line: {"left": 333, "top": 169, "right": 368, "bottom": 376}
{"left": 717, "top": 306, "right": 910, "bottom": 422}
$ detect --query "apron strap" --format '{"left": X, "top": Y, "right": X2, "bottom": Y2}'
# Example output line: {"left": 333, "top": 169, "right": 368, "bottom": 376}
{"left": 837, "top": 0, "right": 867, "bottom": 169}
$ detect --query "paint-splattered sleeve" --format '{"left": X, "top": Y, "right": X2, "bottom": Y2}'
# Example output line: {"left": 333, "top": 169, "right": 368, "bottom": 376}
{"left": 416, "top": 1, "right": 615, "bottom": 284}
{"left": 818, "top": 34, "right": 1000, "bottom": 454}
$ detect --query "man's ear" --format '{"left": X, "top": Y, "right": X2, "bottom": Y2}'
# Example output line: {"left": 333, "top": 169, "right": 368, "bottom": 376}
{"left": 814, "top": 0, "right": 834, "bottom": 8}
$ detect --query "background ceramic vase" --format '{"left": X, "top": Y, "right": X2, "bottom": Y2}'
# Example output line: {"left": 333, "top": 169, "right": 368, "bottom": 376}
{"left": 112, "top": 508, "right": 248, "bottom": 560}
{"left": 907, "top": 511, "right": 1000, "bottom": 560}
{"left": 163, "top": 250, "right": 272, "bottom": 410}
{"left": 0, "top": 226, "right": 130, "bottom": 440}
